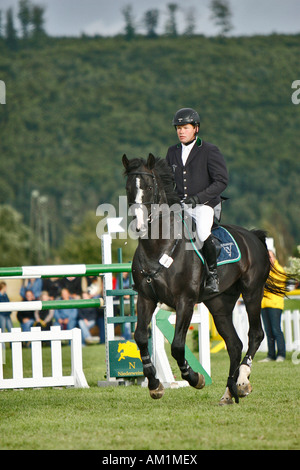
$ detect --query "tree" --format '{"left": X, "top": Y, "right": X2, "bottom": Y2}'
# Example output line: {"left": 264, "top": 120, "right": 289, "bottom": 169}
{"left": 18, "top": 0, "right": 31, "bottom": 39}
{"left": 31, "top": 4, "right": 46, "bottom": 38}
{"left": 184, "top": 7, "right": 196, "bottom": 36}
{"left": 210, "top": 0, "right": 233, "bottom": 36}
{"left": 57, "top": 210, "right": 137, "bottom": 264}
{"left": 17, "top": 0, "right": 46, "bottom": 40}
{"left": 122, "top": 4, "right": 136, "bottom": 40}
{"left": 5, "top": 8, "right": 18, "bottom": 49}
{"left": 0, "top": 10, "right": 3, "bottom": 38}
{"left": 286, "top": 246, "right": 300, "bottom": 281}
{"left": 0, "top": 205, "right": 31, "bottom": 266}
{"left": 165, "top": 3, "right": 178, "bottom": 37}
{"left": 143, "top": 9, "right": 159, "bottom": 38}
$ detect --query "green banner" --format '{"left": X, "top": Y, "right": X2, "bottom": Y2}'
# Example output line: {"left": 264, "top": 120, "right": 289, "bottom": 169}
{"left": 109, "top": 340, "right": 144, "bottom": 378}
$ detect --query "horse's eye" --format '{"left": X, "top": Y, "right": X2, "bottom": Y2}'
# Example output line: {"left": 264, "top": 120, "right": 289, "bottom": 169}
{"left": 148, "top": 186, "right": 153, "bottom": 191}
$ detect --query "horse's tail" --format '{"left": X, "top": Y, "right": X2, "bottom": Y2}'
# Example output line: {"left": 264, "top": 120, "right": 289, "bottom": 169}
{"left": 251, "top": 229, "right": 292, "bottom": 297}
{"left": 265, "top": 265, "right": 290, "bottom": 297}
{"left": 251, "top": 229, "right": 267, "bottom": 246}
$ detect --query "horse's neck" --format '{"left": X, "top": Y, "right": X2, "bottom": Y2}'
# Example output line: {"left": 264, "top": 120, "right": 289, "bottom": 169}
{"left": 138, "top": 213, "right": 178, "bottom": 257}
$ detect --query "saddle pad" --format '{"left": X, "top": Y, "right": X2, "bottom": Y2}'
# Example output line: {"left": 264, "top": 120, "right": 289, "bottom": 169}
{"left": 179, "top": 214, "right": 241, "bottom": 266}
{"left": 213, "top": 226, "right": 241, "bottom": 266}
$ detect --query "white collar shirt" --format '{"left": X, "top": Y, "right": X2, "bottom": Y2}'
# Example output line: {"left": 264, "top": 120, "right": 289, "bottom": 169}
{"left": 181, "top": 140, "right": 196, "bottom": 166}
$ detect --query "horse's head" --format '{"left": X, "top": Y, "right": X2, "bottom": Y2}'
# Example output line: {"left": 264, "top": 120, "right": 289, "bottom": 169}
{"left": 122, "top": 153, "right": 163, "bottom": 233}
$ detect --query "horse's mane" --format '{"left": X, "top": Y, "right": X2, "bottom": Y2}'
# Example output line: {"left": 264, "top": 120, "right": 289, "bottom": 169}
{"left": 124, "top": 156, "right": 181, "bottom": 206}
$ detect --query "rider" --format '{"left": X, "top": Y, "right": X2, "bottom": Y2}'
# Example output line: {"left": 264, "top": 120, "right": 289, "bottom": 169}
{"left": 166, "top": 107, "right": 228, "bottom": 294}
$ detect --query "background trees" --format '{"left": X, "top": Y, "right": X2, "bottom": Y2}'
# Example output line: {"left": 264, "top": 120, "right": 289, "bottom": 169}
{"left": 210, "top": 0, "right": 233, "bottom": 36}
{"left": 0, "top": 2, "right": 299, "bottom": 266}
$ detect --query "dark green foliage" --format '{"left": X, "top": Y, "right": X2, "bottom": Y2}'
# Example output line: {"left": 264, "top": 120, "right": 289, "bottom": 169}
{"left": 0, "top": 34, "right": 299, "bottom": 260}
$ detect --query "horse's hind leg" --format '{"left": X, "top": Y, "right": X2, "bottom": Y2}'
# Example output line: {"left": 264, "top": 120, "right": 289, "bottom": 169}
{"left": 205, "top": 290, "right": 242, "bottom": 405}
{"left": 134, "top": 295, "right": 164, "bottom": 399}
{"left": 237, "top": 288, "right": 265, "bottom": 398}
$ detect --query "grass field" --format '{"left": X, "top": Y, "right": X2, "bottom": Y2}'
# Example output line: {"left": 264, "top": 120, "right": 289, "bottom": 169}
{"left": 0, "top": 339, "right": 299, "bottom": 451}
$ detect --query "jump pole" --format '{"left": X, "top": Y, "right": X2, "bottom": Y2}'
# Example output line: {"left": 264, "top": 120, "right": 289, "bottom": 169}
{"left": 0, "top": 263, "right": 131, "bottom": 279}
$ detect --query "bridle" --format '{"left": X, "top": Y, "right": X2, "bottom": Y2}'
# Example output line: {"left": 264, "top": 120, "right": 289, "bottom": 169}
{"left": 127, "top": 170, "right": 180, "bottom": 298}
{"left": 126, "top": 167, "right": 181, "bottom": 298}
{"left": 126, "top": 170, "right": 160, "bottom": 207}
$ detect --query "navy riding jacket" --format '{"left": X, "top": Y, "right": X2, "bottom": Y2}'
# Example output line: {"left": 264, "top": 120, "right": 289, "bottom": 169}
{"left": 166, "top": 138, "right": 228, "bottom": 208}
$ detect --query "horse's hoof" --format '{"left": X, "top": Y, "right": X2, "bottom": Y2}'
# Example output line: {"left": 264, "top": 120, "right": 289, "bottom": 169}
{"left": 237, "top": 382, "right": 252, "bottom": 398}
{"left": 219, "top": 387, "right": 234, "bottom": 405}
{"left": 219, "top": 396, "right": 234, "bottom": 406}
{"left": 194, "top": 373, "right": 205, "bottom": 390}
{"left": 149, "top": 382, "right": 165, "bottom": 399}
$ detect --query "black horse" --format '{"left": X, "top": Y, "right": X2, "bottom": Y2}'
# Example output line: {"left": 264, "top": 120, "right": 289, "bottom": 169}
{"left": 123, "top": 153, "right": 286, "bottom": 405}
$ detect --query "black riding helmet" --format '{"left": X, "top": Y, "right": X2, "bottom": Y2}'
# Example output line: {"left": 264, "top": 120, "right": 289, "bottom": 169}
{"left": 172, "top": 108, "right": 200, "bottom": 128}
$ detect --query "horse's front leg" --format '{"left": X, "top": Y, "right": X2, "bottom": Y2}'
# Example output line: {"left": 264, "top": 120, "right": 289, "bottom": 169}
{"left": 134, "top": 295, "right": 164, "bottom": 399}
{"left": 171, "top": 298, "right": 205, "bottom": 390}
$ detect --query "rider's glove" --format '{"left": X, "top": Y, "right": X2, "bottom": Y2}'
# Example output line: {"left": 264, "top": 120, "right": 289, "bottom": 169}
{"left": 184, "top": 195, "right": 199, "bottom": 208}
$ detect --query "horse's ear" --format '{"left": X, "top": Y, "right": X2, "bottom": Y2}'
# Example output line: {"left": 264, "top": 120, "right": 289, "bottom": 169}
{"left": 122, "top": 154, "right": 129, "bottom": 170}
{"left": 147, "top": 153, "right": 156, "bottom": 170}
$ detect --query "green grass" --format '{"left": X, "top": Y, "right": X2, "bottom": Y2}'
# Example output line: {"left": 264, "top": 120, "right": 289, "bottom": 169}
{"left": 0, "top": 344, "right": 299, "bottom": 450}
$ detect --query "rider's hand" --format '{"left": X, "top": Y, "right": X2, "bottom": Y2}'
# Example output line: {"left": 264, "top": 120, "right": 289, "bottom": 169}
{"left": 184, "top": 196, "right": 199, "bottom": 208}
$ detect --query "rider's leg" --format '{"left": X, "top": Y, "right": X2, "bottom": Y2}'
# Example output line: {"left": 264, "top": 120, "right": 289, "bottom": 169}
{"left": 186, "top": 205, "right": 219, "bottom": 294}
{"left": 202, "top": 234, "right": 219, "bottom": 294}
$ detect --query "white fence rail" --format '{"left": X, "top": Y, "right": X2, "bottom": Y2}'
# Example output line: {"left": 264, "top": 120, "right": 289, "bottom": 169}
{"left": 233, "top": 306, "right": 300, "bottom": 353}
{"left": 0, "top": 326, "right": 89, "bottom": 390}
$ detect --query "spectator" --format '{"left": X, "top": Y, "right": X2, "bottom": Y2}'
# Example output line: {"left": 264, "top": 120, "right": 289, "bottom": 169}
{"left": 59, "top": 277, "right": 82, "bottom": 299}
{"left": 116, "top": 272, "right": 130, "bottom": 299}
{"left": 86, "top": 276, "right": 102, "bottom": 298}
{"left": 17, "top": 289, "right": 35, "bottom": 332}
{"left": 53, "top": 288, "right": 78, "bottom": 330}
{"left": 34, "top": 291, "right": 54, "bottom": 330}
{"left": 78, "top": 292, "right": 100, "bottom": 345}
{"left": 85, "top": 277, "right": 105, "bottom": 343}
{"left": 42, "top": 278, "right": 61, "bottom": 300}
{"left": 0, "top": 281, "right": 12, "bottom": 333}
{"left": 259, "top": 248, "right": 286, "bottom": 362}
{"left": 20, "top": 278, "right": 42, "bottom": 300}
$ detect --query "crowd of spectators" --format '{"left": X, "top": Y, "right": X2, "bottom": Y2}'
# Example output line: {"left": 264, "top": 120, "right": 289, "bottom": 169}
{"left": 0, "top": 276, "right": 105, "bottom": 346}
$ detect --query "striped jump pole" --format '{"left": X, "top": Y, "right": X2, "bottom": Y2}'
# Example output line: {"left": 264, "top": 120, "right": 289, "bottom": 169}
{"left": 0, "top": 263, "right": 132, "bottom": 279}
{"left": 0, "top": 297, "right": 105, "bottom": 313}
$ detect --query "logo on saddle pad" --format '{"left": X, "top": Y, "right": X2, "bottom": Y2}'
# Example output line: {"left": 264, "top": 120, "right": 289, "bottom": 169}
{"left": 221, "top": 242, "right": 234, "bottom": 257}
{"left": 117, "top": 341, "right": 141, "bottom": 361}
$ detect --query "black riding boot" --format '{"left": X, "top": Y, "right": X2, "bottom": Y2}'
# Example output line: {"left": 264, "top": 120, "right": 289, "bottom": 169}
{"left": 202, "top": 235, "right": 219, "bottom": 295}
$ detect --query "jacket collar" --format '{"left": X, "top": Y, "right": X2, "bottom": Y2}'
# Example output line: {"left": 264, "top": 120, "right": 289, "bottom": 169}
{"left": 175, "top": 137, "right": 202, "bottom": 167}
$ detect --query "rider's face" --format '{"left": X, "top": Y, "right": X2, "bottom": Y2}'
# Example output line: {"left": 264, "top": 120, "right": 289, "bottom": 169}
{"left": 176, "top": 124, "right": 198, "bottom": 144}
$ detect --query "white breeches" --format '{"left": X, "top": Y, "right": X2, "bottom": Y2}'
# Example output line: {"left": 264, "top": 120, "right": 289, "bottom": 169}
{"left": 184, "top": 204, "right": 214, "bottom": 242}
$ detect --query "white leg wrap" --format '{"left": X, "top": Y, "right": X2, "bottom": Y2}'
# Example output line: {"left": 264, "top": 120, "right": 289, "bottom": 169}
{"left": 237, "top": 364, "right": 251, "bottom": 385}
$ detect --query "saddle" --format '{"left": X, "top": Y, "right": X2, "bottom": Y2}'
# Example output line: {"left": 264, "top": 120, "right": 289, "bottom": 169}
{"left": 182, "top": 214, "right": 241, "bottom": 267}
